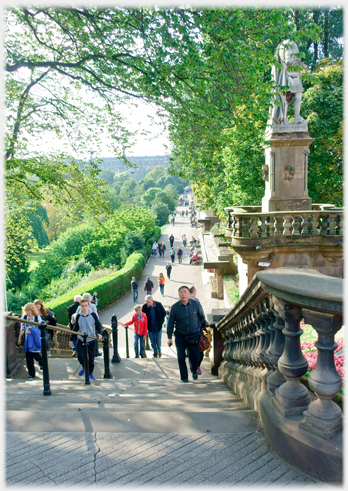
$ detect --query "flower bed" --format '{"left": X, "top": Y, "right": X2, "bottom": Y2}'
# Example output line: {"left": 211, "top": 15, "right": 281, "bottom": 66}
{"left": 300, "top": 323, "right": 344, "bottom": 388}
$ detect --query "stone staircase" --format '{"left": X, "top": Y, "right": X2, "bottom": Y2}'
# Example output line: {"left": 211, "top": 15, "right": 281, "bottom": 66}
{"left": 6, "top": 358, "right": 321, "bottom": 487}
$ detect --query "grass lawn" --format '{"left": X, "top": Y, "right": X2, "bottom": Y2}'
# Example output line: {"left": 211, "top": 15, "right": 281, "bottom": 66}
{"left": 28, "top": 246, "right": 52, "bottom": 271}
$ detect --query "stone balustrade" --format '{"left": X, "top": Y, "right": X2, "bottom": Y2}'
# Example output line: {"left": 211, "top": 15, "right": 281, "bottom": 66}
{"left": 215, "top": 267, "right": 343, "bottom": 482}
{"left": 225, "top": 207, "right": 343, "bottom": 239}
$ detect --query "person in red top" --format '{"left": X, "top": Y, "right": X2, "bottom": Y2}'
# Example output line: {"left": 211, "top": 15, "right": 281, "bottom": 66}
{"left": 120, "top": 305, "right": 148, "bottom": 358}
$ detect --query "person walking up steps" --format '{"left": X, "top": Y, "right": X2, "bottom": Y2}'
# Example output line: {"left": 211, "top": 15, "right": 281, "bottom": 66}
{"left": 169, "top": 234, "right": 174, "bottom": 248}
{"left": 157, "top": 272, "right": 165, "bottom": 296}
{"left": 69, "top": 298, "right": 102, "bottom": 381}
{"left": 142, "top": 295, "right": 166, "bottom": 358}
{"left": 166, "top": 262, "right": 172, "bottom": 280}
{"left": 120, "top": 305, "right": 147, "bottom": 358}
{"left": 177, "top": 246, "right": 183, "bottom": 263}
{"left": 167, "top": 286, "right": 210, "bottom": 382}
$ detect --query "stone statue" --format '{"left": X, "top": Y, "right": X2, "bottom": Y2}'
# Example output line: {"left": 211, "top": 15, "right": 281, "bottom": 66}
{"left": 269, "top": 40, "right": 308, "bottom": 125}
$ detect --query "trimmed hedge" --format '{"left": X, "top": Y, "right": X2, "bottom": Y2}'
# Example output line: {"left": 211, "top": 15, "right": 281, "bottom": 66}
{"left": 48, "top": 251, "right": 146, "bottom": 325}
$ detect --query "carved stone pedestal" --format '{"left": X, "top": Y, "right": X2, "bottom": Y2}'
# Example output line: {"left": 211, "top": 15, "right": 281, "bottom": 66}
{"left": 262, "top": 122, "right": 314, "bottom": 212}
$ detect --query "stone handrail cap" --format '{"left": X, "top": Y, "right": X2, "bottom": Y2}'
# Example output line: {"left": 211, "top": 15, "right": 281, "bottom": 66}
{"left": 256, "top": 268, "right": 343, "bottom": 313}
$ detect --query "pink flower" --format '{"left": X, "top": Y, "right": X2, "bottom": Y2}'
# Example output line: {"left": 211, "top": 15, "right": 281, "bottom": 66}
{"left": 301, "top": 337, "right": 344, "bottom": 387}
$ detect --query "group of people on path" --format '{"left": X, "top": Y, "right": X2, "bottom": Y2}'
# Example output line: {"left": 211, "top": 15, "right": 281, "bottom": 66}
{"left": 121, "top": 284, "right": 213, "bottom": 382}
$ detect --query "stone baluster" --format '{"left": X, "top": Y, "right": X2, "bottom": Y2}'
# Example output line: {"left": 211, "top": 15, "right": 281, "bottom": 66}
{"left": 319, "top": 214, "right": 329, "bottom": 235}
{"left": 259, "top": 300, "right": 273, "bottom": 369}
{"left": 258, "top": 301, "right": 274, "bottom": 397}
{"left": 310, "top": 212, "right": 320, "bottom": 236}
{"left": 259, "top": 216, "right": 268, "bottom": 238}
{"left": 292, "top": 215, "right": 301, "bottom": 236}
{"left": 299, "top": 310, "right": 343, "bottom": 440}
{"left": 301, "top": 213, "right": 310, "bottom": 236}
{"left": 249, "top": 216, "right": 259, "bottom": 238}
{"left": 272, "top": 215, "right": 283, "bottom": 237}
{"left": 328, "top": 214, "right": 338, "bottom": 235}
{"left": 267, "top": 302, "right": 287, "bottom": 394}
{"left": 272, "top": 298, "right": 310, "bottom": 416}
{"left": 282, "top": 214, "right": 292, "bottom": 236}
{"left": 241, "top": 216, "right": 251, "bottom": 237}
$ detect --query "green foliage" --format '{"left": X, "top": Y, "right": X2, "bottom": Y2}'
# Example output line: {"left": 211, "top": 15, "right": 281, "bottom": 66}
{"left": 31, "top": 223, "right": 95, "bottom": 288}
{"left": 99, "top": 169, "right": 116, "bottom": 185}
{"left": 27, "top": 204, "right": 50, "bottom": 248}
{"left": 82, "top": 206, "right": 156, "bottom": 267}
{"left": 5, "top": 201, "right": 35, "bottom": 290}
{"left": 61, "top": 258, "right": 92, "bottom": 279}
{"left": 47, "top": 252, "right": 146, "bottom": 325}
{"left": 151, "top": 202, "right": 171, "bottom": 226}
{"left": 302, "top": 59, "right": 343, "bottom": 206}
{"left": 40, "top": 272, "right": 83, "bottom": 302}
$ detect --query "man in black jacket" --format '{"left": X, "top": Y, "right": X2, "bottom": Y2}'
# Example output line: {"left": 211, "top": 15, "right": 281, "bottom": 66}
{"left": 142, "top": 295, "right": 166, "bottom": 358}
{"left": 167, "top": 286, "right": 210, "bottom": 382}
{"left": 144, "top": 277, "right": 154, "bottom": 295}
{"left": 67, "top": 294, "right": 82, "bottom": 357}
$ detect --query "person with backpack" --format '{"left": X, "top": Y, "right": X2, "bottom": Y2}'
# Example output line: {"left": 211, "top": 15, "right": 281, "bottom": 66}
{"left": 33, "top": 299, "right": 57, "bottom": 357}
{"left": 169, "top": 247, "right": 176, "bottom": 263}
{"left": 91, "top": 292, "right": 98, "bottom": 308}
{"left": 69, "top": 298, "right": 102, "bottom": 381}
{"left": 17, "top": 303, "right": 43, "bottom": 379}
{"left": 177, "top": 247, "right": 183, "bottom": 263}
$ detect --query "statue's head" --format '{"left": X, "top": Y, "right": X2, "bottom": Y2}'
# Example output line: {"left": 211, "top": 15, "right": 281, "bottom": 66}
{"left": 277, "top": 40, "right": 299, "bottom": 60}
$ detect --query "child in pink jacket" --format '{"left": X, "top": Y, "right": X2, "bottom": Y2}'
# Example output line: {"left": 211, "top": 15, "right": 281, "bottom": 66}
{"left": 123, "top": 305, "right": 148, "bottom": 358}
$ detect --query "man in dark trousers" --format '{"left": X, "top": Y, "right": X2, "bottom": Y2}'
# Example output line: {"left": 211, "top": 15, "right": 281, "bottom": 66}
{"left": 165, "top": 262, "right": 172, "bottom": 280}
{"left": 144, "top": 277, "right": 154, "bottom": 295}
{"left": 131, "top": 277, "right": 139, "bottom": 302}
{"left": 160, "top": 242, "right": 166, "bottom": 257}
{"left": 169, "top": 234, "right": 174, "bottom": 248}
{"left": 67, "top": 294, "right": 82, "bottom": 357}
{"left": 167, "top": 285, "right": 210, "bottom": 382}
{"left": 142, "top": 295, "right": 166, "bottom": 358}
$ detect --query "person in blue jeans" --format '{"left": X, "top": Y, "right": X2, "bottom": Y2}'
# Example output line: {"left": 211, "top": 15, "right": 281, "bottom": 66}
{"left": 142, "top": 295, "right": 166, "bottom": 358}
{"left": 130, "top": 277, "right": 139, "bottom": 302}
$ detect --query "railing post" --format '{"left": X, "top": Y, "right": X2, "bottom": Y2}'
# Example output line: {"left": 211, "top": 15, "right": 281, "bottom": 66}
{"left": 82, "top": 332, "right": 90, "bottom": 385}
{"left": 299, "top": 310, "right": 343, "bottom": 440}
{"left": 272, "top": 298, "right": 310, "bottom": 416}
{"left": 125, "top": 326, "right": 130, "bottom": 358}
{"left": 39, "top": 321, "right": 51, "bottom": 396}
{"left": 102, "top": 329, "right": 112, "bottom": 379}
{"left": 111, "top": 315, "right": 121, "bottom": 363}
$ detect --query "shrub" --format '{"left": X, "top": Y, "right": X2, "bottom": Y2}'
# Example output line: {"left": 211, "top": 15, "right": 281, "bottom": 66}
{"left": 40, "top": 272, "right": 83, "bottom": 301}
{"left": 61, "top": 258, "right": 92, "bottom": 278}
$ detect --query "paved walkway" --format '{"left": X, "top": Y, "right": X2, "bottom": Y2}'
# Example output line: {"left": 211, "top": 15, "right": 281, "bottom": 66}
{"left": 98, "top": 203, "right": 225, "bottom": 356}
{"left": 6, "top": 202, "right": 325, "bottom": 487}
